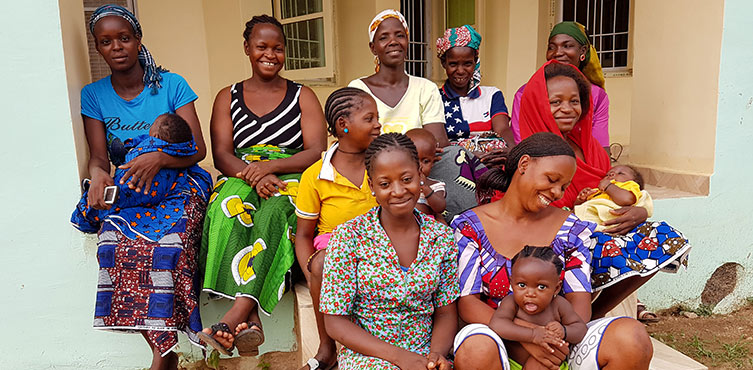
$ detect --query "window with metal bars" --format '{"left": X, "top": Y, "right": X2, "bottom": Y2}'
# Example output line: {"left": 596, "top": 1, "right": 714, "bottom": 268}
{"left": 560, "top": 0, "right": 630, "bottom": 69}
{"left": 400, "top": 0, "right": 430, "bottom": 78}
{"left": 276, "top": 0, "right": 326, "bottom": 71}
{"left": 84, "top": 0, "right": 136, "bottom": 82}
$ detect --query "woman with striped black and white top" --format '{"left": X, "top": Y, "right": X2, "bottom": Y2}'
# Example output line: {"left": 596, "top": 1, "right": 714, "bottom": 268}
{"left": 198, "top": 15, "right": 326, "bottom": 356}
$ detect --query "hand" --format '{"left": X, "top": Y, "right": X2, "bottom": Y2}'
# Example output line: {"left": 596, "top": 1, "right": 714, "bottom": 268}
{"left": 118, "top": 151, "right": 166, "bottom": 194}
{"left": 395, "top": 351, "right": 429, "bottom": 370}
{"left": 575, "top": 187, "right": 598, "bottom": 205}
{"left": 545, "top": 322, "right": 565, "bottom": 341}
{"left": 603, "top": 206, "right": 648, "bottom": 235}
{"left": 479, "top": 148, "right": 509, "bottom": 169}
{"left": 531, "top": 326, "right": 562, "bottom": 353}
{"left": 425, "top": 352, "right": 451, "bottom": 370}
{"left": 598, "top": 177, "right": 612, "bottom": 191}
{"left": 520, "top": 340, "right": 568, "bottom": 370}
{"left": 255, "top": 174, "right": 287, "bottom": 200}
{"left": 88, "top": 170, "right": 115, "bottom": 210}
{"left": 237, "top": 161, "right": 275, "bottom": 187}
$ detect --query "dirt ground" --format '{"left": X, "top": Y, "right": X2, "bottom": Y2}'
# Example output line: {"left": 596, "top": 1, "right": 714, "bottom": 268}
{"left": 647, "top": 300, "right": 753, "bottom": 369}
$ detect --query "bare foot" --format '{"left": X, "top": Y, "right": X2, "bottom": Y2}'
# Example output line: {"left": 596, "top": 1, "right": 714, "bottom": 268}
{"left": 235, "top": 321, "right": 262, "bottom": 335}
{"left": 201, "top": 325, "right": 234, "bottom": 349}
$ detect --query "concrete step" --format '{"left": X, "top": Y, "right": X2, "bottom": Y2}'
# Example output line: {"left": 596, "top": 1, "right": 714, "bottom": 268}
{"left": 650, "top": 337, "right": 708, "bottom": 370}
{"left": 294, "top": 283, "right": 318, "bottom": 367}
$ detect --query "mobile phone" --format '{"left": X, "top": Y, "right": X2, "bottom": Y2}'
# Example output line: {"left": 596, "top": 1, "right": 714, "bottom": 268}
{"left": 104, "top": 186, "right": 119, "bottom": 205}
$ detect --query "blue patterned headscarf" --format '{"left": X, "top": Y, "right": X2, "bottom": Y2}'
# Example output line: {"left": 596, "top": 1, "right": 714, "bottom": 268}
{"left": 89, "top": 4, "right": 168, "bottom": 95}
{"left": 436, "top": 25, "right": 483, "bottom": 94}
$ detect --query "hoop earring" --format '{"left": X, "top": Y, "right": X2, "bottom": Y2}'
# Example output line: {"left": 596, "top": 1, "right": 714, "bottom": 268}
{"left": 344, "top": 128, "right": 349, "bottom": 134}
{"left": 579, "top": 54, "right": 586, "bottom": 61}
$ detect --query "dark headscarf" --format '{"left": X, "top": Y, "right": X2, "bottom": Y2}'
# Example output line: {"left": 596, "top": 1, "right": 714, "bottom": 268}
{"left": 549, "top": 21, "right": 605, "bottom": 88}
{"left": 89, "top": 4, "right": 168, "bottom": 94}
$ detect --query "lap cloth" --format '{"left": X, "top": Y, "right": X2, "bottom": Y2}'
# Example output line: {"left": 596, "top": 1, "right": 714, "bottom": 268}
{"left": 93, "top": 194, "right": 206, "bottom": 355}
{"left": 590, "top": 221, "right": 691, "bottom": 290}
{"left": 454, "top": 317, "right": 621, "bottom": 370}
{"left": 200, "top": 145, "right": 300, "bottom": 314}
{"left": 430, "top": 145, "right": 487, "bottom": 221}
{"left": 71, "top": 135, "right": 211, "bottom": 241}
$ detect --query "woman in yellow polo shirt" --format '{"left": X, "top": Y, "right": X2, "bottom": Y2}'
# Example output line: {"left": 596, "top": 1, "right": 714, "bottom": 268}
{"left": 294, "top": 87, "right": 382, "bottom": 370}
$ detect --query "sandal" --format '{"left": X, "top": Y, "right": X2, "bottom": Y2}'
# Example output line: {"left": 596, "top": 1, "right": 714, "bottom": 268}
{"left": 304, "top": 357, "right": 337, "bottom": 370}
{"left": 637, "top": 302, "right": 660, "bottom": 323}
{"left": 197, "top": 322, "right": 235, "bottom": 355}
{"left": 235, "top": 321, "right": 265, "bottom": 356}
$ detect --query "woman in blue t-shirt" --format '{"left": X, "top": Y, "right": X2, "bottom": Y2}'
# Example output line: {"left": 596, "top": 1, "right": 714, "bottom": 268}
{"left": 78, "top": 5, "right": 208, "bottom": 369}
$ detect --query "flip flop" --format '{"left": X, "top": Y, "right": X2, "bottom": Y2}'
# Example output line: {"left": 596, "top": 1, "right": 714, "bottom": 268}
{"left": 305, "top": 357, "right": 338, "bottom": 370}
{"left": 235, "top": 321, "right": 265, "bottom": 356}
{"left": 637, "top": 302, "right": 660, "bottom": 323}
{"left": 197, "top": 322, "right": 235, "bottom": 356}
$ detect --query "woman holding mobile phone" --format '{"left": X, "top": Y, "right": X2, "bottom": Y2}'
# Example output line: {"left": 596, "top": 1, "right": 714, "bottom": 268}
{"left": 75, "top": 6, "right": 209, "bottom": 369}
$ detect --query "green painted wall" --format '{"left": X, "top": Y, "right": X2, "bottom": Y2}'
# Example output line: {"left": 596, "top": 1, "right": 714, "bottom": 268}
{"left": 638, "top": 0, "right": 753, "bottom": 313}
{"left": 0, "top": 1, "right": 295, "bottom": 368}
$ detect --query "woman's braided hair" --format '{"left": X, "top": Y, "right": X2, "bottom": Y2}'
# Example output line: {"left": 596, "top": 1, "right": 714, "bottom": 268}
{"left": 511, "top": 245, "right": 564, "bottom": 275}
{"left": 476, "top": 132, "right": 575, "bottom": 203}
{"left": 243, "top": 15, "right": 286, "bottom": 45}
{"left": 324, "top": 87, "right": 373, "bottom": 137}
{"left": 365, "top": 133, "right": 419, "bottom": 178}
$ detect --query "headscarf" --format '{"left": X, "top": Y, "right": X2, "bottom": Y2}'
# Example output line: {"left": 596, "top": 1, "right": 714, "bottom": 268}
{"left": 436, "top": 25, "right": 482, "bottom": 94}
{"left": 549, "top": 21, "right": 605, "bottom": 89}
{"left": 518, "top": 60, "right": 610, "bottom": 208}
{"left": 89, "top": 4, "right": 168, "bottom": 95}
{"left": 368, "top": 9, "right": 409, "bottom": 73}
{"left": 368, "top": 9, "right": 409, "bottom": 42}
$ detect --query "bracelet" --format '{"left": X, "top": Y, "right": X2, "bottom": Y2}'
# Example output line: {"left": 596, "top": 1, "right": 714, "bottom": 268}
{"left": 424, "top": 189, "right": 436, "bottom": 199}
{"left": 601, "top": 182, "right": 614, "bottom": 192}
{"left": 561, "top": 323, "right": 567, "bottom": 341}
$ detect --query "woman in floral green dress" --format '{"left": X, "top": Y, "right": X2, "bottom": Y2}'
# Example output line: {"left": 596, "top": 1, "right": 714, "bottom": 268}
{"left": 320, "top": 133, "right": 458, "bottom": 370}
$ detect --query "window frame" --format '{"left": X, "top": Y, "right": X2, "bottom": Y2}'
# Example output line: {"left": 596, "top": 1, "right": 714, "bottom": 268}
{"left": 273, "top": 0, "right": 335, "bottom": 82}
{"left": 556, "top": 0, "right": 633, "bottom": 76}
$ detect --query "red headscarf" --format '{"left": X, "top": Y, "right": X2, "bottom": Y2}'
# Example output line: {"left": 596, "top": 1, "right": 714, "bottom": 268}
{"left": 518, "top": 60, "right": 610, "bottom": 208}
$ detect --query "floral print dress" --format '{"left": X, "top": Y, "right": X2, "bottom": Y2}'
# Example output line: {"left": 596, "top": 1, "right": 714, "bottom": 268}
{"left": 320, "top": 207, "right": 459, "bottom": 369}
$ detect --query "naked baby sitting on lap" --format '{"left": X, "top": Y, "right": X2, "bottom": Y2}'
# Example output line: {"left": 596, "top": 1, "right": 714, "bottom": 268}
{"left": 489, "top": 246, "right": 587, "bottom": 370}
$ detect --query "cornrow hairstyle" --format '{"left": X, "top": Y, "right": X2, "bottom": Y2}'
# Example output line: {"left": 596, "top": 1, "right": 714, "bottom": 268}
{"left": 153, "top": 113, "right": 193, "bottom": 143}
{"left": 625, "top": 165, "right": 645, "bottom": 190}
{"left": 243, "top": 15, "right": 287, "bottom": 45}
{"left": 511, "top": 245, "right": 564, "bottom": 275}
{"left": 365, "top": 133, "right": 419, "bottom": 179}
{"left": 476, "top": 132, "right": 575, "bottom": 203}
{"left": 544, "top": 62, "right": 591, "bottom": 116}
{"left": 324, "top": 87, "right": 373, "bottom": 137}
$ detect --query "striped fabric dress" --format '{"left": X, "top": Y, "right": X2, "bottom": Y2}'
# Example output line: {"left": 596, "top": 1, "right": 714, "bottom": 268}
{"left": 450, "top": 211, "right": 625, "bottom": 369}
{"left": 200, "top": 79, "right": 305, "bottom": 314}
{"left": 451, "top": 211, "right": 594, "bottom": 309}
{"left": 231, "top": 79, "right": 304, "bottom": 150}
